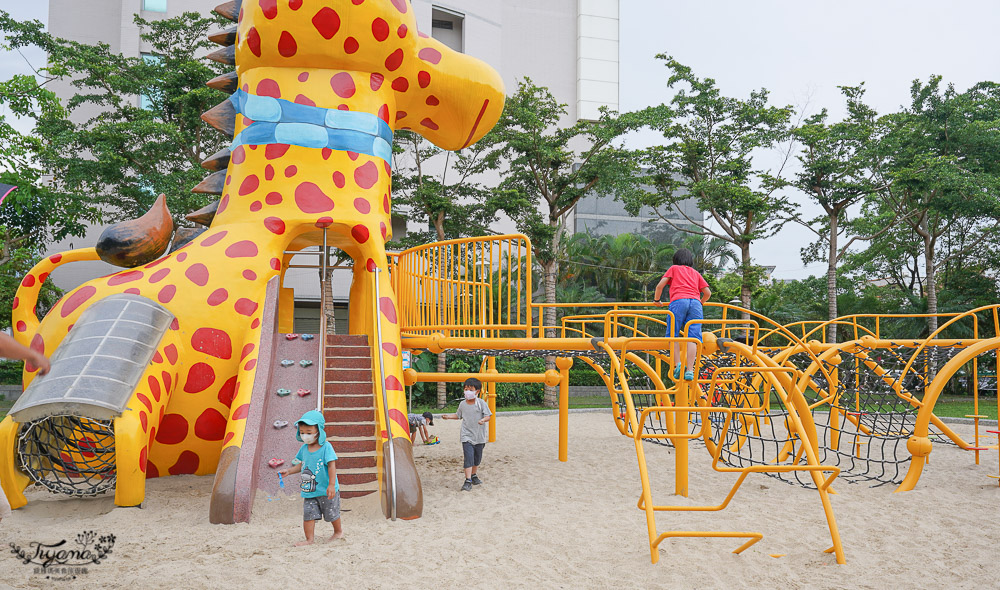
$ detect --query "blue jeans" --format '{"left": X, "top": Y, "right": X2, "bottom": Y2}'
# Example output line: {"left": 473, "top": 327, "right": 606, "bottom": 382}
{"left": 669, "top": 298, "right": 703, "bottom": 340}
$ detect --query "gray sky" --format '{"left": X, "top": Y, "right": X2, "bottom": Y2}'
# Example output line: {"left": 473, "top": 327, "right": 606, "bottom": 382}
{"left": 3, "top": 1, "right": 998, "bottom": 279}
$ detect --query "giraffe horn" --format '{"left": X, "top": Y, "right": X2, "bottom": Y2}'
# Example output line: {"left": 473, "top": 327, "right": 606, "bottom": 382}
{"left": 207, "top": 45, "right": 236, "bottom": 66}
{"left": 206, "top": 71, "right": 238, "bottom": 94}
{"left": 213, "top": 0, "right": 243, "bottom": 23}
{"left": 95, "top": 194, "right": 174, "bottom": 267}
{"left": 201, "top": 147, "right": 231, "bottom": 172}
{"left": 208, "top": 26, "right": 237, "bottom": 46}
{"left": 186, "top": 201, "right": 219, "bottom": 227}
{"left": 192, "top": 171, "right": 226, "bottom": 196}
{"left": 170, "top": 226, "right": 207, "bottom": 252}
{"left": 201, "top": 99, "right": 237, "bottom": 136}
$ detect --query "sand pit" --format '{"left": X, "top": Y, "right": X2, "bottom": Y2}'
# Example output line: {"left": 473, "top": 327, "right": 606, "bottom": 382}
{"left": 1, "top": 411, "right": 997, "bottom": 589}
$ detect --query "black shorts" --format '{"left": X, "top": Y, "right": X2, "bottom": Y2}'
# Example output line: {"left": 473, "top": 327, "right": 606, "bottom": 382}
{"left": 462, "top": 441, "right": 485, "bottom": 469}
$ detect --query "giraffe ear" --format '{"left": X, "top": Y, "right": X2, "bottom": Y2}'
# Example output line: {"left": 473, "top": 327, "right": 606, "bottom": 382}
{"left": 397, "top": 36, "right": 505, "bottom": 151}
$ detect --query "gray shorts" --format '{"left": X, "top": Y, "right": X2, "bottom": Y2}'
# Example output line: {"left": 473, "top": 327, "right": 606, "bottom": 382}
{"left": 303, "top": 492, "right": 341, "bottom": 522}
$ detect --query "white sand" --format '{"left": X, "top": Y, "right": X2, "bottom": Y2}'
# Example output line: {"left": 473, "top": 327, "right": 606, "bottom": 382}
{"left": 1, "top": 412, "right": 998, "bottom": 589}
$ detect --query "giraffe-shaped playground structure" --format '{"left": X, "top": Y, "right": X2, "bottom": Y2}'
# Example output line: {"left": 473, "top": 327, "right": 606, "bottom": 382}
{"left": 0, "top": 0, "right": 504, "bottom": 521}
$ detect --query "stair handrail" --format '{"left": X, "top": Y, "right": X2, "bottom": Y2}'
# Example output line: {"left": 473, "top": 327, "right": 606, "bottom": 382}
{"left": 373, "top": 267, "right": 398, "bottom": 521}
{"left": 317, "top": 229, "right": 328, "bottom": 412}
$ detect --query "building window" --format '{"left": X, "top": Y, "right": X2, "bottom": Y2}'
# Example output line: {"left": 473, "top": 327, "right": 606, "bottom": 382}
{"left": 139, "top": 53, "right": 163, "bottom": 110}
{"left": 431, "top": 7, "right": 463, "bottom": 53}
{"left": 143, "top": 0, "right": 167, "bottom": 12}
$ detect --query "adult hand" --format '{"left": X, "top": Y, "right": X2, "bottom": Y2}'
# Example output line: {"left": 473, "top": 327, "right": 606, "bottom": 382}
{"left": 27, "top": 351, "right": 51, "bottom": 376}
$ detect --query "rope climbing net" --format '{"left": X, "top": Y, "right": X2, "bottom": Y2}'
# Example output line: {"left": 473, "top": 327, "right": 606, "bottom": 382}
{"left": 17, "top": 415, "right": 117, "bottom": 496}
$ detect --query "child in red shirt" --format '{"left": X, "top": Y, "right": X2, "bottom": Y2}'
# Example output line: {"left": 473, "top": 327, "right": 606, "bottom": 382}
{"left": 653, "top": 248, "right": 711, "bottom": 381}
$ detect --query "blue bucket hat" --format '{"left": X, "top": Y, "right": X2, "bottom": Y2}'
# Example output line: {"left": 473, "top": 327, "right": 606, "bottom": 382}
{"left": 294, "top": 410, "right": 327, "bottom": 444}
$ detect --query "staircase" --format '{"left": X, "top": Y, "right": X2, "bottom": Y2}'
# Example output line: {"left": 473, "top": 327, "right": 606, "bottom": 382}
{"left": 324, "top": 334, "right": 378, "bottom": 498}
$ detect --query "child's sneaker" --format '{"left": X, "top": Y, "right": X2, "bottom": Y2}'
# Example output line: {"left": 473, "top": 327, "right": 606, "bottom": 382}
{"left": 672, "top": 365, "right": 681, "bottom": 380}
{"left": 684, "top": 370, "right": 694, "bottom": 381}
{"left": 461, "top": 480, "right": 473, "bottom": 492}
{"left": 470, "top": 474, "right": 482, "bottom": 485}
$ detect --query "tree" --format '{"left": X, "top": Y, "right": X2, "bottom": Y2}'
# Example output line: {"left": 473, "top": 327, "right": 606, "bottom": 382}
{"left": 2, "top": 10, "right": 229, "bottom": 225}
{"left": 632, "top": 56, "right": 796, "bottom": 312}
{"left": 390, "top": 130, "right": 530, "bottom": 407}
{"left": 488, "top": 79, "right": 648, "bottom": 406}
{"left": 791, "top": 86, "right": 900, "bottom": 342}
{"left": 862, "top": 77, "right": 1000, "bottom": 333}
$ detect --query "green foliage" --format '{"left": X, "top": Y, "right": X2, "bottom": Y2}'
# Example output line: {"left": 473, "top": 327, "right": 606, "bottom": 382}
{"left": 0, "top": 360, "right": 22, "bottom": 385}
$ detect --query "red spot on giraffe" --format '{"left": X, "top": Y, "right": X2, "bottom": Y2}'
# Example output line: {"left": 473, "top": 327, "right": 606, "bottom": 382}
{"left": 385, "top": 375, "right": 403, "bottom": 391}
{"left": 390, "top": 0, "right": 408, "bottom": 13}
{"left": 420, "top": 118, "right": 439, "bottom": 130}
{"left": 378, "top": 104, "right": 390, "bottom": 123}
{"left": 265, "top": 143, "right": 291, "bottom": 159}
{"left": 354, "top": 198, "right": 371, "bottom": 214}
{"left": 232, "top": 404, "right": 250, "bottom": 420}
{"left": 297, "top": 71, "right": 308, "bottom": 82}
{"left": 61, "top": 286, "right": 97, "bottom": 318}
{"left": 38, "top": 272, "right": 49, "bottom": 283}
{"left": 243, "top": 269, "right": 257, "bottom": 280}
{"left": 16, "top": 322, "right": 26, "bottom": 335}
{"left": 156, "top": 414, "right": 188, "bottom": 445}
{"left": 352, "top": 225, "right": 370, "bottom": 243}
{"left": 397, "top": 23, "right": 407, "bottom": 38}
{"left": 108, "top": 270, "right": 143, "bottom": 286}
{"left": 217, "top": 195, "right": 229, "bottom": 214}
{"left": 165, "top": 344, "right": 178, "bottom": 364}
{"left": 136, "top": 393, "right": 153, "bottom": 412}
{"left": 317, "top": 216, "right": 333, "bottom": 226}
{"left": 396, "top": 110, "right": 407, "bottom": 120}
{"left": 264, "top": 217, "right": 285, "bottom": 234}
{"left": 147, "top": 460, "right": 159, "bottom": 478}
{"left": 152, "top": 351, "right": 163, "bottom": 364}
{"left": 184, "top": 362, "right": 216, "bottom": 393}
{"left": 148, "top": 376, "right": 161, "bottom": 401}
{"left": 351, "top": 0, "right": 363, "bottom": 4}
{"left": 418, "top": 70, "right": 431, "bottom": 88}
{"left": 241, "top": 343, "right": 255, "bottom": 360}
{"left": 140, "top": 412, "right": 148, "bottom": 433}
{"left": 330, "top": 72, "right": 355, "bottom": 98}
{"left": 192, "top": 328, "right": 233, "bottom": 359}
{"left": 333, "top": 171, "right": 346, "bottom": 188}
{"left": 354, "top": 161, "right": 378, "bottom": 189}
{"left": 252, "top": 317, "right": 262, "bottom": 329}
{"left": 372, "top": 18, "right": 389, "bottom": 41}
{"left": 265, "top": 165, "right": 275, "bottom": 181}
{"left": 380, "top": 297, "right": 398, "bottom": 323}
{"left": 294, "top": 94, "right": 315, "bottom": 106}
{"left": 426, "top": 95, "right": 440, "bottom": 106}
{"left": 244, "top": 358, "right": 257, "bottom": 371}
{"left": 177, "top": 252, "right": 188, "bottom": 262}
{"left": 247, "top": 27, "right": 261, "bottom": 57}
{"left": 382, "top": 342, "right": 398, "bottom": 356}
{"left": 284, "top": 165, "right": 298, "bottom": 177}
{"left": 185, "top": 263, "right": 210, "bottom": 287}
{"left": 11, "top": 297, "right": 17, "bottom": 309}
{"left": 383, "top": 193, "right": 391, "bottom": 213}
{"left": 162, "top": 371, "right": 172, "bottom": 393}
{"left": 21, "top": 275, "right": 34, "bottom": 288}
{"left": 322, "top": 148, "right": 332, "bottom": 159}
{"left": 158, "top": 284, "right": 176, "bottom": 303}
{"left": 169, "top": 450, "right": 200, "bottom": 475}
{"left": 344, "top": 36, "right": 359, "bottom": 54}
{"left": 150, "top": 268, "right": 170, "bottom": 283}
{"left": 312, "top": 7, "right": 340, "bottom": 39}
{"left": 391, "top": 77, "right": 409, "bottom": 92}
{"left": 270, "top": 258, "right": 281, "bottom": 270}
{"left": 266, "top": 191, "right": 283, "bottom": 205}
{"left": 419, "top": 47, "right": 442, "bottom": 64}
{"left": 195, "top": 408, "right": 227, "bottom": 441}
{"left": 370, "top": 72, "right": 384, "bottom": 91}
{"left": 207, "top": 288, "right": 228, "bottom": 306}
{"left": 385, "top": 48, "right": 404, "bottom": 71}
{"left": 235, "top": 298, "right": 259, "bottom": 316}
{"left": 139, "top": 446, "right": 147, "bottom": 472}
{"left": 231, "top": 145, "right": 246, "bottom": 164}
{"left": 259, "top": 0, "right": 277, "bottom": 19}
{"left": 366, "top": 258, "right": 376, "bottom": 271}
{"left": 225, "top": 241, "right": 258, "bottom": 258}
{"left": 222, "top": 432, "right": 234, "bottom": 446}
{"left": 201, "top": 231, "right": 227, "bottom": 247}
{"left": 49, "top": 253, "right": 62, "bottom": 263}
{"left": 257, "top": 78, "right": 281, "bottom": 98}
{"left": 278, "top": 31, "right": 298, "bottom": 57}
{"left": 218, "top": 376, "right": 238, "bottom": 407}
{"left": 289, "top": 0, "right": 302, "bottom": 9}
{"left": 380, "top": 221, "right": 387, "bottom": 239}
{"left": 295, "top": 182, "right": 335, "bottom": 213}
{"left": 250, "top": 201, "right": 263, "bottom": 212}
{"left": 239, "top": 175, "right": 260, "bottom": 196}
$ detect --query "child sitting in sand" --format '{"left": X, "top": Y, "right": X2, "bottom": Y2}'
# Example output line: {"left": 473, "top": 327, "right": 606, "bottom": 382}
{"left": 279, "top": 410, "right": 343, "bottom": 546}
{"left": 440, "top": 378, "right": 492, "bottom": 491}
{"left": 408, "top": 411, "right": 438, "bottom": 444}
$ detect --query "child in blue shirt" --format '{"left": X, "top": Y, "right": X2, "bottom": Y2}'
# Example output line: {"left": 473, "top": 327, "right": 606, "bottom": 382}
{"left": 279, "top": 410, "right": 343, "bottom": 546}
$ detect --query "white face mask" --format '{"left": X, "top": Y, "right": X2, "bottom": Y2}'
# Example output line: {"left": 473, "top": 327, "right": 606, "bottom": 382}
{"left": 301, "top": 433, "right": 318, "bottom": 444}
{"left": 464, "top": 390, "right": 477, "bottom": 401}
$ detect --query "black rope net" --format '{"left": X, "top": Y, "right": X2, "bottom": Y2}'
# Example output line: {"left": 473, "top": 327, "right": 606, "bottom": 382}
{"left": 17, "top": 415, "right": 117, "bottom": 496}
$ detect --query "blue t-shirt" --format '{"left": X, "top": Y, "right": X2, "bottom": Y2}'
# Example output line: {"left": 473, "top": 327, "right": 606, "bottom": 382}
{"left": 294, "top": 442, "right": 339, "bottom": 498}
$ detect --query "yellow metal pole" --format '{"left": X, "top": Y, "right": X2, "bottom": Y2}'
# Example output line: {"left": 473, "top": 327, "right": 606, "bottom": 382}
{"left": 557, "top": 357, "right": 573, "bottom": 462}
{"left": 487, "top": 356, "right": 497, "bottom": 443}
{"left": 676, "top": 380, "right": 689, "bottom": 497}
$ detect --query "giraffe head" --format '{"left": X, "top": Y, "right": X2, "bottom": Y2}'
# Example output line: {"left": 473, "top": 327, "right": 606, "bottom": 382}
{"left": 234, "top": 0, "right": 504, "bottom": 150}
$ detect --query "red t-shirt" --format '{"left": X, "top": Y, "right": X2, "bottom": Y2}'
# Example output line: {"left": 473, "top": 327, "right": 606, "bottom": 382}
{"left": 663, "top": 265, "right": 708, "bottom": 302}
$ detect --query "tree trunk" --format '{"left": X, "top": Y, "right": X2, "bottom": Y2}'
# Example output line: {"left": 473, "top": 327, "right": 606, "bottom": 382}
{"left": 739, "top": 242, "right": 752, "bottom": 310}
{"left": 923, "top": 231, "right": 938, "bottom": 335}
{"left": 826, "top": 213, "right": 838, "bottom": 344}
{"left": 436, "top": 352, "right": 448, "bottom": 408}
{"left": 543, "top": 258, "right": 558, "bottom": 408}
